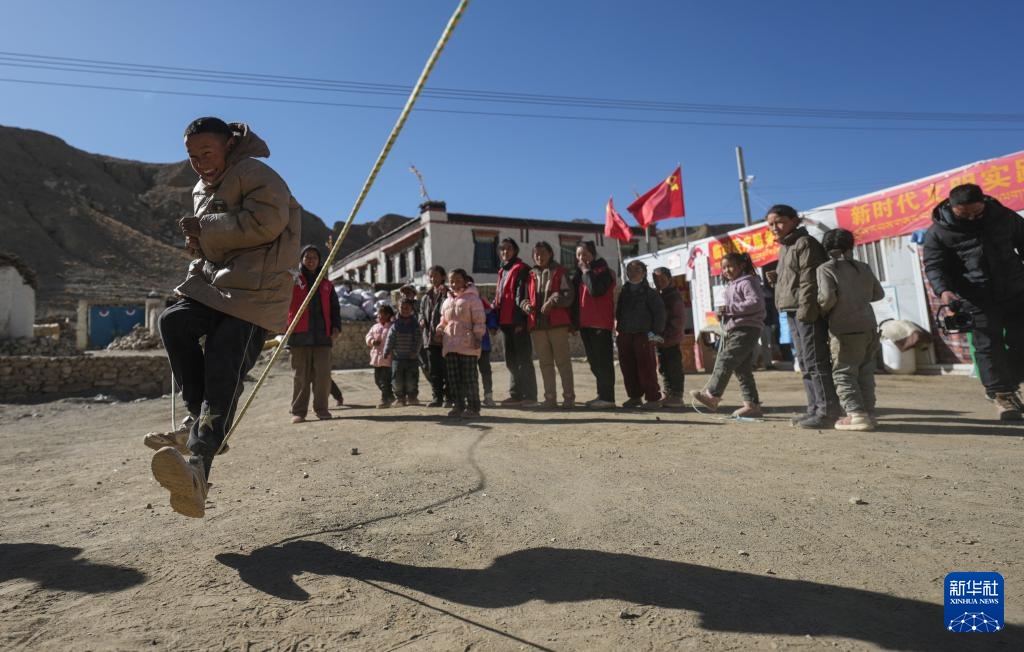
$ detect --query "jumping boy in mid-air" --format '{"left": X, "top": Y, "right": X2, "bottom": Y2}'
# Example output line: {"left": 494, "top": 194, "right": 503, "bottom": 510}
{"left": 145, "top": 116, "right": 300, "bottom": 517}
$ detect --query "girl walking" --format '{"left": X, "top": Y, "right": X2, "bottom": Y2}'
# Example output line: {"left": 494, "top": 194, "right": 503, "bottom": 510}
{"left": 690, "top": 253, "right": 766, "bottom": 417}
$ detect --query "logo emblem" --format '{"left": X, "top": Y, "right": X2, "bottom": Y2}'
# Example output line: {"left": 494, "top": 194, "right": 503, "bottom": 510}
{"left": 944, "top": 572, "right": 1003, "bottom": 632}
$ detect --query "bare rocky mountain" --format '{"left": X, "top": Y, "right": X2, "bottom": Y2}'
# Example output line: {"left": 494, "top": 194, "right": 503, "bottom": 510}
{"left": 0, "top": 125, "right": 407, "bottom": 318}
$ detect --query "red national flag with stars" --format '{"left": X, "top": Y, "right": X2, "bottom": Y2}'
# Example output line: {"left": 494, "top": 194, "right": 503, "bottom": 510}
{"left": 604, "top": 197, "right": 632, "bottom": 243}
{"left": 627, "top": 166, "right": 685, "bottom": 228}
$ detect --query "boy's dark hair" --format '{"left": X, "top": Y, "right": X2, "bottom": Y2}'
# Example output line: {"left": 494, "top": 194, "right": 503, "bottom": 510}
{"left": 949, "top": 183, "right": 985, "bottom": 206}
{"left": 184, "top": 117, "right": 234, "bottom": 140}
{"left": 499, "top": 238, "right": 519, "bottom": 254}
{"left": 532, "top": 241, "right": 554, "bottom": 257}
{"left": 723, "top": 252, "right": 755, "bottom": 275}
{"left": 378, "top": 304, "right": 396, "bottom": 318}
{"left": 652, "top": 266, "right": 671, "bottom": 278}
{"left": 821, "top": 228, "right": 855, "bottom": 253}
{"left": 765, "top": 204, "right": 800, "bottom": 221}
{"left": 428, "top": 264, "right": 446, "bottom": 277}
{"left": 576, "top": 240, "right": 598, "bottom": 257}
{"left": 400, "top": 298, "right": 417, "bottom": 309}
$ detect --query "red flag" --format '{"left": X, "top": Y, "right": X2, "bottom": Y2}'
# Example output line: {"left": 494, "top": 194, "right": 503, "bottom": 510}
{"left": 627, "top": 166, "right": 685, "bottom": 228}
{"left": 604, "top": 197, "right": 632, "bottom": 243}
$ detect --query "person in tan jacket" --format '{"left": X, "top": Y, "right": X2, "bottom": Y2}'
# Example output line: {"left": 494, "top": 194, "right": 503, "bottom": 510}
{"left": 147, "top": 117, "right": 301, "bottom": 518}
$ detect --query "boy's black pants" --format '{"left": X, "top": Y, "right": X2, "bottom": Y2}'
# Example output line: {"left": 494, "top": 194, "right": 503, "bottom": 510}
{"left": 392, "top": 359, "right": 420, "bottom": 399}
{"left": 159, "top": 298, "right": 266, "bottom": 476}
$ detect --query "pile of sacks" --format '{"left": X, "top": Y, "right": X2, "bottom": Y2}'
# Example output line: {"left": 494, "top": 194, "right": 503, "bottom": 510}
{"left": 337, "top": 287, "right": 393, "bottom": 321}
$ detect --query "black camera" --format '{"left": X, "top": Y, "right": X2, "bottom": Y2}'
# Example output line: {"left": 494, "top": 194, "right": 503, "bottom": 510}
{"left": 936, "top": 300, "right": 974, "bottom": 334}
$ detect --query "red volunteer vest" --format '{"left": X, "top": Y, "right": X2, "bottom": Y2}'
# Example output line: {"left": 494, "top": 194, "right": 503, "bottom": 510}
{"left": 288, "top": 275, "right": 333, "bottom": 337}
{"left": 577, "top": 264, "right": 616, "bottom": 330}
{"left": 496, "top": 260, "right": 528, "bottom": 326}
{"left": 526, "top": 265, "right": 572, "bottom": 330}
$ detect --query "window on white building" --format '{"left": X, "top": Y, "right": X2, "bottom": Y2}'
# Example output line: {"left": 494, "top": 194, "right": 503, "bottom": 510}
{"left": 399, "top": 250, "right": 409, "bottom": 279}
{"left": 413, "top": 244, "right": 423, "bottom": 274}
{"left": 472, "top": 230, "right": 499, "bottom": 274}
{"left": 558, "top": 234, "right": 581, "bottom": 267}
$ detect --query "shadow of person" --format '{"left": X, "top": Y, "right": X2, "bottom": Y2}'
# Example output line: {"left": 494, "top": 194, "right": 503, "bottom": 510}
{"left": 217, "top": 543, "right": 1016, "bottom": 650}
{"left": 0, "top": 542, "right": 146, "bottom": 593}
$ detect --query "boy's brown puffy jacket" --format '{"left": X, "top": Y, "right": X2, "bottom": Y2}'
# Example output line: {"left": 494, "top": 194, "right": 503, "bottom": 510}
{"left": 176, "top": 123, "right": 301, "bottom": 332}
{"left": 773, "top": 226, "right": 827, "bottom": 323}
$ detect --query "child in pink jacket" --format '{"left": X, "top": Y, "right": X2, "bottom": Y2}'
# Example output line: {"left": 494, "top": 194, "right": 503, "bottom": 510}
{"left": 366, "top": 305, "right": 396, "bottom": 408}
{"left": 436, "top": 268, "right": 486, "bottom": 420}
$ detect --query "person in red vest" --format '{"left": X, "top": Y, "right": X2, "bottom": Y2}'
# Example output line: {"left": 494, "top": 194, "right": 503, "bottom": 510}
{"left": 571, "top": 241, "right": 617, "bottom": 408}
{"left": 494, "top": 238, "right": 538, "bottom": 405}
{"left": 519, "top": 242, "right": 575, "bottom": 408}
{"left": 288, "top": 245, "right": 341, "bottom": 423}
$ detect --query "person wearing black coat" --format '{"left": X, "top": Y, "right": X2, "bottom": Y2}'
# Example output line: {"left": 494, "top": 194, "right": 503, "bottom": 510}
{"left": 923, "top": 183, "right": 1024, "bottom": 420}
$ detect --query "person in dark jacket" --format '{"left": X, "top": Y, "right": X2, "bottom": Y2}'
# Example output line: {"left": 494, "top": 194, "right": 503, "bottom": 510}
{"left": 419, "top": 266, "right": 449, "bottom": 407}
{"left": 615, "top": 260, "right": 666, "bottom": 409}
{"left": 384, "top": 298, "right": 423, "bottom": 405}
{"left": 494, "top": 238, "right": 538, "bottom": 406}
{"left": 571, "top": 241, "right": 617, "bottom": 408}
{"left": 288, "top": 245, "right": 341, "bottom": 423}
{"left": 923, "top": 183, "right": 1024, "bottom": 420}
{"left": 652, "top": 267, "right": 686, "bottom": 407}
{"left": 765, "top": 204, "right": 841, "bottom": 428}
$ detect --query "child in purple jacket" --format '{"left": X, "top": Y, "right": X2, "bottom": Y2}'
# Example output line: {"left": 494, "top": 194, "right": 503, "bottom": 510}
{"left": 691, "top": 252, "right": 767, "bottom": 417}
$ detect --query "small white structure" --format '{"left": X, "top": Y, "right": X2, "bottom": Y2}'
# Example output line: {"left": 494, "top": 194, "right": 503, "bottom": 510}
{"left": 329, "top": 201, "right": 656, "bottom": 287}
{"left": 0, "top": 253, "right": 36, "bottom": 339}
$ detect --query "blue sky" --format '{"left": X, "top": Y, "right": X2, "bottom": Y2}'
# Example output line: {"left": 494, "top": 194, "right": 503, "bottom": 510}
{"left": 3, "top": 0, "right": 1024, "bottom": 233}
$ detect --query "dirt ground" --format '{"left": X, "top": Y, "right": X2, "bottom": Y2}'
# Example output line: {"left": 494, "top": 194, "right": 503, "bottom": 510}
{"left": 1, "top": 360, "right": 1021, "bottom": 651}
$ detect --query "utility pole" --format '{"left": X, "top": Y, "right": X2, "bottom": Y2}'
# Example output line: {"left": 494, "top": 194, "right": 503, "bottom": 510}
{"left": 736, "top": 146, "right": 752, "bottom": 227}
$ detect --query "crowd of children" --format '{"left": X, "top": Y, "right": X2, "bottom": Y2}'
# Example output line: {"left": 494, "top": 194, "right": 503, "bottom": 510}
{"left": 326, "top": 221, "right": 889, "bottom": 430}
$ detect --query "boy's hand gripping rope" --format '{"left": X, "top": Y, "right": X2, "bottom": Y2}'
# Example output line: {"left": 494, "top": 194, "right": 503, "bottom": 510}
{"left": 216, "top": 0, "right": 471, "bottom": 453}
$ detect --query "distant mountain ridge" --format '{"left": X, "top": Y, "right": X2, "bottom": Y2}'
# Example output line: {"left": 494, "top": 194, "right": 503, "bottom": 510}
{"left": 0, "top": 125, "right": 405, "bottom": 317}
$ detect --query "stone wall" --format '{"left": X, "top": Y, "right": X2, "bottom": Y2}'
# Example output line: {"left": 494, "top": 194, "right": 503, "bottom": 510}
{"left": 0, "top": 351, "right": 171, "bottom": 402}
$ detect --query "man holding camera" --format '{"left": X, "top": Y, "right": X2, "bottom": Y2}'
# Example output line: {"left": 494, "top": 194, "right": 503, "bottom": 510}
{"left": 923, "top": 183, "right": 1024, "bottom": 420}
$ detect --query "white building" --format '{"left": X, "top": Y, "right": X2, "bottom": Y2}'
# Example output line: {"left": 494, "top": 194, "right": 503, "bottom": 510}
{"left": 329, "top": 201, "right": 656, "bottom": 287}
{"left": 0, "top": 253, "right": 36, "bottom": 339}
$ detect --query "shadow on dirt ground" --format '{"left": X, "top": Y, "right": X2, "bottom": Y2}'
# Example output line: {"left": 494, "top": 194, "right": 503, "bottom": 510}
{"left": 217, "top": 542, "right": 1016, "bottom": 651}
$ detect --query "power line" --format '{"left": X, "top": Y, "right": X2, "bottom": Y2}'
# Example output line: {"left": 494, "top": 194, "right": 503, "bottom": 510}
{"left": 3, "top": 50, "right": 1024, "bottom": 124}
{"left": 4, "top": 76, "right": 1024, "bottom": 133}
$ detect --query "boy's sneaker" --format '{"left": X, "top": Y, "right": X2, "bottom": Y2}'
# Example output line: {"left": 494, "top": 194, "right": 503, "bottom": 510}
{"left": 640, "top": 399, "right": 663, "bottom": 411}
{"left": 520, "top": 400, "right": 541, "bottom": 408}
{"left": 483, "top": 393, "right": 497, "bottom": 408}
{"left": 689, "top": 389, "right": 721, "bottom": 412}
{"left": 150, "top": 447, "right": 208, "bottom": 518}
{"left": 376, "top": 400, "right": 393, "bottom": 409}
{"left": 143, "top": 415, "right": 195, "bottom": 455}
{"left": 622, "top": 397, "right": 643, "bottom": 409}
{"left": 539, "top": 398, "right": 558, "bottom": 409}
{"left": 461, "top": 409, "right": 480, "bottom": 420}
{"left": 587, "top": 399, "right": 616, "bottom": 409}
{"left": 446, "top": 407, "right": 464, "bottom": 418}
{"left": 406, "top": 397, "right": 422, "bottom": 406}
{"left": 732, "top": 402, "right": 763, "bottom": 418}
{"left": 834, "top": 412, "right": 874, "bottom": 431}
{"left": 794, "top": 414, "right": 837, "bottom": 429}
{"left": 562, "top": 399, "right": 575, "bottom": 409}
{"left": 500, "top": 397, "right": 523, "bottom": 407}
{"left": 315, "top": 411, "right": 333, "bottom": 420}
{"left": 427, "top": 399, "right": 444, "bottom": 408}
{"left": 993, "top": 393, "right": 1022, "bottom": 421}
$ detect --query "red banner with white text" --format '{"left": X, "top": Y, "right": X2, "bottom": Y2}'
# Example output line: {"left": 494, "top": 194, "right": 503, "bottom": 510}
{"left": 835, "top": 151, "right": 1024, "bottom": 245}
{"left": 707, "top": 224, "right": 780, "bottom": 275}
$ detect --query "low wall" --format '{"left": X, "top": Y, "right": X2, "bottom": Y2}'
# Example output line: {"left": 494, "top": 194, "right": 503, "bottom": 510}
{"left": 0, "top": 351, "right": 171, "bottom": 402}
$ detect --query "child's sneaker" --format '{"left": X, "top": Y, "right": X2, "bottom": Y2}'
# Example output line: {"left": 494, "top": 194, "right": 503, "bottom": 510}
{"left": 689, "top": 389, "right": 721, "bottom": 412}
{"left": 562, "top": 399, "right": 575, "bottom": 409}
{"left": 539, "top": 398, "right": 558, "bottom": 409}
{"left": 834, "top": 412, "right": 875, "bottom": 431}
{"left": 660, "top": 395, "right": 684, "bottom": 408}
{"left": 993, "top": 393, "right": 1023, "bottom": 421}
{"left": 151, "top": 447, "right": 208, "bottom": 518}
{"left": 376, "top": 400, "right": 393, "bottom": 409}
{"left": 483, "top": 393, "right": 497, "bottom": 408}
{"left": 586, "top": 398, "right": 616, "bottom": 409}
{"left": 621, "top": 397, "right": 643, "bottom": 409}
{"left": 406, "top": 397, "right": 422, "bottom": 406}
{"left": 446, "top": 407, "right": 464, "bottom": 418}
{"left": 461, "top": 409, "right": 480, "bottom": 420}
{"left": 732, "top": 402, "right": 763, "bottom": 418}
{"left": 143, "top": 415, "right": 194, "bottom": 455}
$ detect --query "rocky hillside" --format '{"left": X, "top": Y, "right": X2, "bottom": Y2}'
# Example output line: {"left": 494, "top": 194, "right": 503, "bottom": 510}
{"left": 0, "top": 125, "right": 407, "bottom": 318}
